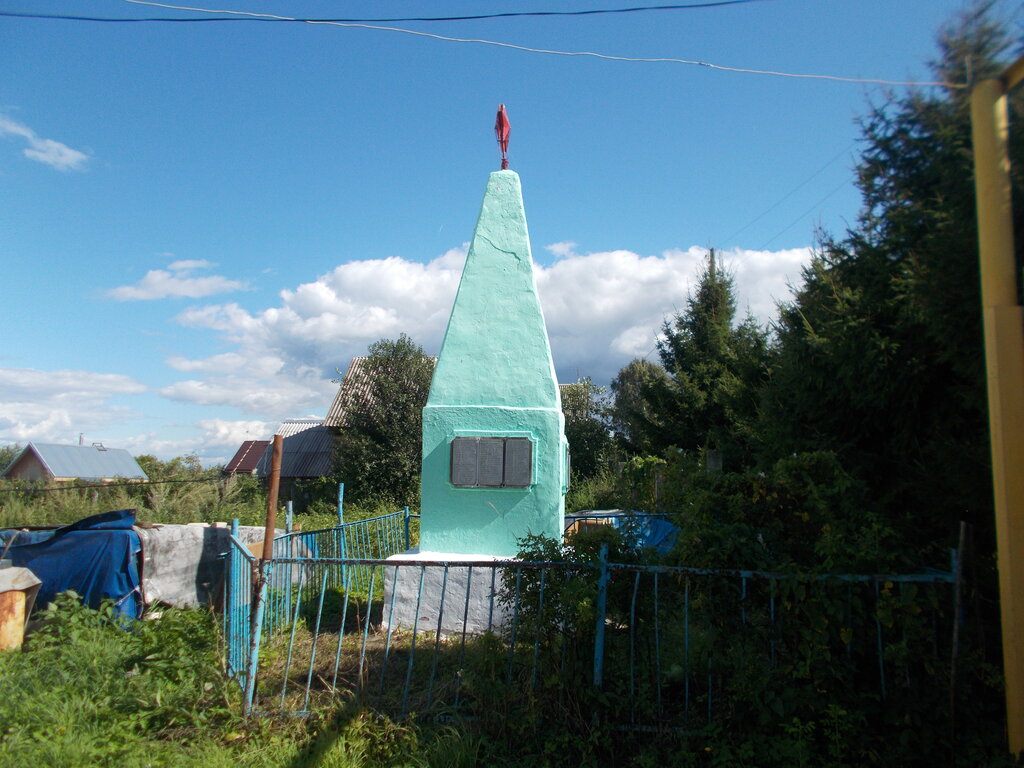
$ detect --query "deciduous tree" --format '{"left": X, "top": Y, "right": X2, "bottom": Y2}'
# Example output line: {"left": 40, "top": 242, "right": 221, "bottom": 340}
{"left": 333, "top": 335, "right": 434, "bottom": 505}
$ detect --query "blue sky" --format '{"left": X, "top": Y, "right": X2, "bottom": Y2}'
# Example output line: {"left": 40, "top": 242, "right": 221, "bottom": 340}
{"left": 0, "top": 0, "right": 1009, "bottom": 464}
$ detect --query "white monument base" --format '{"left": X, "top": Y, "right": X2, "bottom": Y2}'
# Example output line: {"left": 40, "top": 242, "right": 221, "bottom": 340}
{"left": 381, "top": 549, "right": 513, "bottom": 636}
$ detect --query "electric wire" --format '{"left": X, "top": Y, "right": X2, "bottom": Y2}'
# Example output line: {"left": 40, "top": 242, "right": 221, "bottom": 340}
{"left": 62, "top": 0, "right": 963, "bottom": 89}
{"left": 758, "top": 178, "right": 852, "bottom": 249}
{"left": 723, "top": 142, "right": 857, "bottom": 245}
{"left": 1, "top": 1, "right": 773, "bottom": 24}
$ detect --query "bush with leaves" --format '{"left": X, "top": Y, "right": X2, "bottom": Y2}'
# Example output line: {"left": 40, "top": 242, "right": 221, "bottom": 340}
{"left": 661, "top": 450, "right": 901, "bottom": 573}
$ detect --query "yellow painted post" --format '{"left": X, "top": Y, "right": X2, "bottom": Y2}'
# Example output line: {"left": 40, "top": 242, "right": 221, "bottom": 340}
{"left": 971, "top": 72, "right": 1024, "bottom": 755}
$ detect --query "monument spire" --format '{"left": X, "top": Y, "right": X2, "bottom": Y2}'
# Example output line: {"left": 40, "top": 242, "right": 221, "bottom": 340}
{"left": 418, "top": 129, "right": 567, "bottom": 557}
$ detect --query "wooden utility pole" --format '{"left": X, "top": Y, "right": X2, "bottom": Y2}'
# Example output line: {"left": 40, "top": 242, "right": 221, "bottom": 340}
{"left": 261, "top": 434, "right": 283, "bottom": 565}
{"left": 970, "top": 55, "right": 1024, "bottom": 755}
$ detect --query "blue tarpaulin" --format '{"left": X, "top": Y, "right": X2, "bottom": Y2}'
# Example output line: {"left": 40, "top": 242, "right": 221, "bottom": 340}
{"left": 631, "top": 515, "right": 678, "bottom": 555}
{"left": 564, "top": 510, "right": 680, "bottom": 555}
{"left": 0, "top": 509, "right": 142, "bottom": 618}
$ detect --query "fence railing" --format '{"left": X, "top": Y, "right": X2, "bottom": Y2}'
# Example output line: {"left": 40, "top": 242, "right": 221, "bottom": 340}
{"left": 222, "top": 508, "right": 418, "bottom": 710}
{"left": 225, "top": 533, "right": 960, "bottom": 728}
{"left": 261, "top": 507, "right": 415, "bottom": 633}
{"left": 222, "top": 523, "right": 254, "bottom": 686}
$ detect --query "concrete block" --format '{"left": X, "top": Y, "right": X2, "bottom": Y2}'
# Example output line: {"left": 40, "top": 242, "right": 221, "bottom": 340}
{"left": 382, "top": 549, "right": 513, "bottom": 636}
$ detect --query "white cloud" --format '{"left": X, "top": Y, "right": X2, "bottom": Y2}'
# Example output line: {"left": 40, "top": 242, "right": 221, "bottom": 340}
{"left": 107, "top": 259, "right": 247, "bottom": 301}
{"left": 196, "top": 418, "right": 275, "bottom": 446}
{"left": 167, "top": 259, "right": 213, "bottom": 271}
{"left": 0, "top": 367, "right": 145, "bottom": 399}
{"left": 168, "top": 243, "right": 811, "bottom": 396}
{"left": 539, "top": 245, "right": 812, "bottom": 381}
{"left": 173, "top": 247, "right": 468, "bottom": 381}
{"left": 159, "top": 373, "right": 335, "bottom": 420}
{"left": 545, "top": 241, "right": 578, "bottom": 259}
{"left": 67, "top": 419, "right": 275, "bottom": 466}
{"left": 165, "top": 352, "right": 283, "bottom": 378}
{"left": 0, "top": 244, "right": 813, "bottom": 463}
{"left": 711, "top": 247, "right": 812, "bottom": 322}
{"left": 0, "top": 367, "right": 146, "bottom": 444}
{"left": 0, "top": 115, "right": 89, "bottom": 171}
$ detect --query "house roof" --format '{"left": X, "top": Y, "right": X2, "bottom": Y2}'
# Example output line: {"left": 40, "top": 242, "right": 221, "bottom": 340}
{"left": 323, "top": 357, "right": 371, "bottom": 429}
{"left": 256, "top": 420, "right": 334, "bottom": 479}
{"left": 224, "top": 440, "right": 270, "bottom": 474}
{"left": 2, "top": 443, "right": 148, "bottom": 482}
{"left": 323, "top": 355, "right": 437, "bottom": 429}
{"left": 559, "top": 382, "right": 589, "bottom": 420}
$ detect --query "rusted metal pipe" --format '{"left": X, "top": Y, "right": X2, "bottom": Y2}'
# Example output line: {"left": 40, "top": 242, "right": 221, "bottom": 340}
{"left": 261, "top": 434, "right": 283, "bottom": 564}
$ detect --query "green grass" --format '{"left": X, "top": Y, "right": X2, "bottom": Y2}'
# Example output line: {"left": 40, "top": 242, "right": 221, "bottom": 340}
{"left": 0, "top": 473, "right": 417, "bottom": 533}
{"left": 0, "top": 474, "right": 269, "bottom": 529}
{"left": 0, "top": 595, "right": 484, "bottom": 768}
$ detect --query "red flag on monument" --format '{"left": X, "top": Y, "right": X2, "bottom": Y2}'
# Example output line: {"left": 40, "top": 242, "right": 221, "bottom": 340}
{"left": 494, "top": 104, "right": 510, "bottom": 170}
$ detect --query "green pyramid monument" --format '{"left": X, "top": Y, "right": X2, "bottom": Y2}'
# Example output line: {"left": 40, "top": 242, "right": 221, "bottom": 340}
{"left": 419, "top": 169, "right": 567, "bottom": 556}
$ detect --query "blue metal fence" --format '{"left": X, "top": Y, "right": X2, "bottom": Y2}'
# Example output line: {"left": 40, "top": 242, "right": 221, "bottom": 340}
{"left": 222, "top": 520, "right": 254, "bottom": 685}
{"left": 224, "top": 532, "right": 959, "bottom": 724}
{"left": 222, "top": 507, "right": 417, "bottom": 713}
{"left": 261, "top": 507, "right": 413, "bottom": 633}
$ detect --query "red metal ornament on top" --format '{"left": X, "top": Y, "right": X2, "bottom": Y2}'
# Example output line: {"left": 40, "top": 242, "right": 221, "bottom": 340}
{"left": 494, "top": 104, "right": 511, "bottom": 170}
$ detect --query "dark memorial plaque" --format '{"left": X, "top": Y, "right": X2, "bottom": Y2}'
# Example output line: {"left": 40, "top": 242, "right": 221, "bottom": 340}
{"left": 477, "top": 438, "right": 505, "bottom": 487}
{"left": 451, "top": 438, "right": 479, "bottom": 486}
{"left": 450, "top": 436, "right": 534, "bottom": 488}
{"left": 503, "top": 438, "right": 532, "bottom": 487}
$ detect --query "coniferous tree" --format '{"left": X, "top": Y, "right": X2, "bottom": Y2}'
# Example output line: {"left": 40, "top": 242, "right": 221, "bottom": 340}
{"left": 657, "top": 249, "right": 770, "bottom": 468}
{"left": 759, "top": 6, "right": 1022, "bottom": 555}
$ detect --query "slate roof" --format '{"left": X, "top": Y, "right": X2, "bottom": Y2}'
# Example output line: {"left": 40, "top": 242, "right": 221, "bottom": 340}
{"left": 256, "top": 420, "right": 334, "bottom": 479}
{"left": 323, "top": 355, "right": 437, "bottom": 429}
{"left": 559, "top": 382, "right": 590, "bottom": 421}
{"left": 2, "top": 442, "right": 148, "bottom": 482}
{"left": 323, "top": 357, "right": 370, "bottom": 429}
{"left": 224, "top": 440, "right": 270, "bottom": 475}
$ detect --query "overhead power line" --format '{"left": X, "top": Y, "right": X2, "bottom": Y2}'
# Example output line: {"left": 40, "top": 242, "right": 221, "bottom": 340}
{"left": 8, "top": 0, "right": 964, "bottom": 89}
{"left": 725, "top": 142, "right": 857, "bottom": 245}
{"left": 759, "top": 178, "right": 851, "bottom": 249}
{"left": 2, "top": 1, "right": 774, "bottom": 24}
{"left": 126, "top": 0, "right": 965, "bottom": 88}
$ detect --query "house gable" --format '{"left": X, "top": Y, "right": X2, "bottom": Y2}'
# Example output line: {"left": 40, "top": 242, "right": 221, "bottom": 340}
{"left": 1, "top": 443, "right": 148, "bottom": 483}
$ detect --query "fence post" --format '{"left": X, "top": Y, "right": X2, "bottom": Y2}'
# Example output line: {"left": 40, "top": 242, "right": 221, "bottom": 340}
{"left": 594, "top": 542, "right": 610, "bottom": 688}
{"left": 223, "top": 519, "right": 238, "bottom": 666}
{"left": 244, "top": 560, "right": 271, "bottom": 716}
{"left": 404, "top": 506, "right": 411, "bottom": 550}
{"left": 337, "top": 483, "right": 345, "bottom": 526}
{"left": 285, "top": 503, "right": 294, "bottom": 622}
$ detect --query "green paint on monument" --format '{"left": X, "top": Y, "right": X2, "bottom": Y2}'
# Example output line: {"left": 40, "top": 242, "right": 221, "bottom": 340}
{"left": 420, "top": 170, "right": 567, "bottom": 556}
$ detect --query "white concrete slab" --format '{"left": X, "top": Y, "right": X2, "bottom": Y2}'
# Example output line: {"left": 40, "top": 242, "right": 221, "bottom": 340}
{"left": 381, "top": 548, "right": 514, "bottom": 635}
